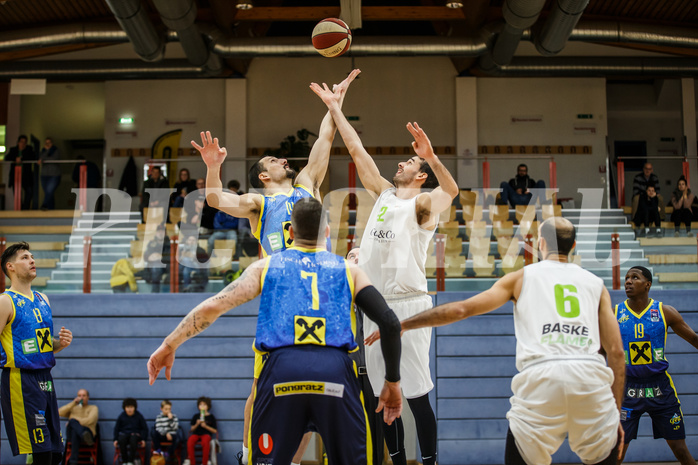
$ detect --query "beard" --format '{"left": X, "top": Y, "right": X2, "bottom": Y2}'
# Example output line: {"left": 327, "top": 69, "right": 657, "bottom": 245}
{"left": 285, "top": 167, "right": 296, "bottom": 180}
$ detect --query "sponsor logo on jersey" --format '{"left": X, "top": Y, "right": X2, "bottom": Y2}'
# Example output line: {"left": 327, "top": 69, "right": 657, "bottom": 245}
{"left": 267, "top": 232, "right": 284, "bottom": 252}
{"left": 626, "top": 386, "right": 662, "bottom": 398}
{"left": 273, "top": 381, "right": 345, "bottom": 398}
{"left": 369, "top": 228, "right": 396, "bottom": 241}
{"left": 540, "top": 323, "right": 592, "bottom": 347}
{"left": 258, "top": 433, "right": 273, "bottom": 455}
{"left": 22, "top": 338, "right": 38, "bottom": 354}
{"left": 629, "top": 341, "right": 652, "bottom": 365}
{"left": 38, "top": 381, "right": 53, "bottom": 392}
{"left": 35, "top": 412, "right": 46, "bottom": 426}
{"left": 17, "top": 299, "right": 26, "bottom": 308}
{"left": 670, "top": 413, "right": 682, "bottom": 425}
{"left": 294, "top": 316, "right": 326, "bottom": 345}
{"left": 36, "top": 328, "right": 53, "bottom": 353}
{"left": 650, "top": 308, "right": 660, "bottom": 322}
{"left": 618, "top": 314, "right": 629, "bottom": 323}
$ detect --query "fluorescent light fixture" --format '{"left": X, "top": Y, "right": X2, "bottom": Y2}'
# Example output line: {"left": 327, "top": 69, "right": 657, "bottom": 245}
{"left": 236, "top": 0, "right": 253, "bottom": 9}
{"left": 0, "top": 146, "right": 5, "bottom": 153}
{"left": 119, "top": 117, "right": 134, "bottom": 124}
{"left": 446, "top": 1, "right": 464, "bottom": 7}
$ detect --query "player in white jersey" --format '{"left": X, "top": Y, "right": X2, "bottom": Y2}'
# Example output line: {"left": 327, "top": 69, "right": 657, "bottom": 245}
{"left": 368, "top": 217, "right": 626, "bottom": 465}
{"left": 311, "top": 73, "right": 459, "bottom": 465}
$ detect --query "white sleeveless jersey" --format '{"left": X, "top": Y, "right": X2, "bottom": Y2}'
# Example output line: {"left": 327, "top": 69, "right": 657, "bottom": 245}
{"left": 358, "top": 188, "right": 434, "bottom": 295}
{"left": 514, "top": 260, "right": 606, "bottom": 371}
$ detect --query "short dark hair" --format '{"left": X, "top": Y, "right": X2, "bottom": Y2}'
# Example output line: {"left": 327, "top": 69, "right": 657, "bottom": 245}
{"left": 291, "top": 197, "right": 327, "bottom": 242}
{"left": 197, "top": 396, "right": 212, "bottom": 410}
{"left": 540, "top": 218, "right": 576, "bottom": 256}
{"left": 152, "top": 166, "right": 161, "bottom": 173}
{"left": 1, "top": 242, "right": 31, "bottom": 278}
{"left": 249, "top": 158, "right": 266, "bottom": 189}
{"left": 17, "top": 135, "right": 28, "bottom": 143}
{"left": 122, "top": 397, "right": 138, "bottom": 409}
{"left": 628, "top": 266, "right": 652, "bottom": 283}
{"left": 517, "top": 164, "right": 528, "bottom": 171}
{"left": 228, "top": 179, "right": 241, "bottom": 190}
{"left": 418, "top": 159, "right": 439, "bottom": 189}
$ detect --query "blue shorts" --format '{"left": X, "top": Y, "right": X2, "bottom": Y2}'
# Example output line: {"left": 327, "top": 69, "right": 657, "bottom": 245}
{"left": 1, "top": 368, "right": 63, "bottom": 456}
{"left": 621, "top": 373, "right": 686, "bottom": 442}
{"left": 250, "top": 346, "right": 372, "bottom": 465}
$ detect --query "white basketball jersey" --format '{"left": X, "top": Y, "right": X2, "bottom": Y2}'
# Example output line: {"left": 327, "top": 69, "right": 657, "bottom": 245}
{"left": 514, "top": 260, "right": 605, "bottom": 371}
{"left": 358, "top": 188, "right": 434, "bottom": 295}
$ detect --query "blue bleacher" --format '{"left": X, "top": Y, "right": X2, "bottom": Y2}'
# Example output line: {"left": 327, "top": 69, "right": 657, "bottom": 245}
{"left": 1, "top": 290, "right": 696, "bottom": 464}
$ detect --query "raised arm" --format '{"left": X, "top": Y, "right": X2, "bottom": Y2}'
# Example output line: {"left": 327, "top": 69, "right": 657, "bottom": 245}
{"left": 147, "top": 259, "right": 266, "bottom": 384}
{"left": 191, "top": 131, "right": 261, "bottom": 220}
{"left": 408, "top": 122, "right": 459, "bottom": 228}
{"left": 598, "top": 287, "right": 625, "bottom": 411}
{"left": 664, "top": 304, "right": 698, "bottom": 350}
{"left": 310, "top": 80, "right": 392, "bottom": 197}
{"left": 296, "top": 69, "right": 361, "bottom": 196}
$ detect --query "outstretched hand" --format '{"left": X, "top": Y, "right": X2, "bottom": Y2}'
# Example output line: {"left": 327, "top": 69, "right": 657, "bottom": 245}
{"left": 309, "top": 82, "right": 342, "bottom": 107}
{"left": 147, "top": 342, "right": 175, "bottom": 385}
{"left": 406, "top": 122, "right": 435, "bottom": 160}
{"left": 191, "top": 131, "right": 227, "bottom": 169}
{"left": 332, "top": 68, "right": 361, "bottom": 96}
{"left": 376, "top": 380, "right": 402, "bottom": 425}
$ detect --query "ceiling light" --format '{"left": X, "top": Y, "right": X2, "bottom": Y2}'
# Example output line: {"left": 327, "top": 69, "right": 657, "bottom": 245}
{"left": 236, "top": 0, "right": 254, "bottom": 9}
{"left": 446, "top": 1, "right": 464, "bottom": 8}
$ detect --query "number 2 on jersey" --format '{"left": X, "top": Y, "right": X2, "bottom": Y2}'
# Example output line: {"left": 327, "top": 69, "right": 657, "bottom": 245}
{"left": 554, "top": 284, "right": 580, "bottom": 318}
{"left": 301, "top": 271, "right": 319, "bottom": 310}
{"left": 376, "top": 206, "right": 388, "bottom": 222}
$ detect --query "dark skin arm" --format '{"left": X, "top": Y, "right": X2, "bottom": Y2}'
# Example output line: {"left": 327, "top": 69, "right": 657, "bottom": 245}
{"left": 664, "top": 304, "right": 698, "bottom": 350}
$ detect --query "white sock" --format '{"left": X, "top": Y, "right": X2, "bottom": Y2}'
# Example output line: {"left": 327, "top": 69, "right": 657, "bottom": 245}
{"left": 241, "top": 445, "right": 249, "bottom": 465}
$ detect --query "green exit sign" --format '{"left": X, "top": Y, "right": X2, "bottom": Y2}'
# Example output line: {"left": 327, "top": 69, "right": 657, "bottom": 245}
{"left": 577, "top": 114, "right": 593, "bottom": 119}
{"left": 347, "top": 116, "right": 360, "bottom": 121}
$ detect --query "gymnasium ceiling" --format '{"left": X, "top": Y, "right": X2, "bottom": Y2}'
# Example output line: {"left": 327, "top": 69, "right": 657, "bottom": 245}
{"left": 0, "top": 0, "right": 698, "bottom": 79}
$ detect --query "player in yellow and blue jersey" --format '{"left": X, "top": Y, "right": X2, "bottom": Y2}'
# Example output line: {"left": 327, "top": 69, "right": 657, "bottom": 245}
{"left": 616, "top": 266, "right": 698, "bottom": 465}
{"left": 192, "top": 70, "right": 360, "bottom": 465}
{"left": 1, "top": 242, "right": 72, "bottom": 465}
{"left": 149, "top": 198, "right": 403, "bottom": 465}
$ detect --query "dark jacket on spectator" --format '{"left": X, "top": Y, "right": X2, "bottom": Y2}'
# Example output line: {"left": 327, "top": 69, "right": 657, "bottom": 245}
{"left": 113, "top": 411, "right": 148, "bottom": 441}
{"left": 508, "top": 175, "right": 536, "bottom": 191}
{"left": 633, "top": 172, "right": 660, "bottom": 197}
{"left": 6, "top": 144, "right": 36, "bottom": 188}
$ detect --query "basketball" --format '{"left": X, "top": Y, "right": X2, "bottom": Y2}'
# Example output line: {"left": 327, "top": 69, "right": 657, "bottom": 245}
{"left": 312, "top": 18, "right": 352, "bottom": 58}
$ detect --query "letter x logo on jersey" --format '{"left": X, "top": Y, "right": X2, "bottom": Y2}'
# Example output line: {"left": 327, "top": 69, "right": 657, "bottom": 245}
{"left": 36, "top": 328, "right": 53, "bottom": 353}
{"left": 294, "top": 316, "right": 326, "bottom": 346}
{"left": 630, "top": 341, "right": 652, "bottom": 365}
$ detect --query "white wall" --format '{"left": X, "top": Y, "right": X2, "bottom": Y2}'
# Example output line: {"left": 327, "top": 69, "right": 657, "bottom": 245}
{"left": 476, "top": 78, "right": 609, "bottom": 207}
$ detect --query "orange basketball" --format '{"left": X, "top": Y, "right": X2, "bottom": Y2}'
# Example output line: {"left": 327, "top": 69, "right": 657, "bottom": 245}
{"left": 312, "top": 18, "right": 352, "bottom": 58}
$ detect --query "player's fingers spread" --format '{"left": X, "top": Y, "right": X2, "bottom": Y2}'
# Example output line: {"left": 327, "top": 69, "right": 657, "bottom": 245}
{"left": 205, "top": 131, "right": 212, "bottom": 143}
{"left": 191, "top": 141, "right": 203, "bottom": 151}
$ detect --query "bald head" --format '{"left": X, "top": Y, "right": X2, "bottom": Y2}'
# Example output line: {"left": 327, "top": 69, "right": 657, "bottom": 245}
{"left": 539, "top": 217, "right": 576, "bottom": 256}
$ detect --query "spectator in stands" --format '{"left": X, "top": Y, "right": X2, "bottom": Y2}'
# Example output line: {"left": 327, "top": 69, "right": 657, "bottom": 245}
{"left": 195, "top": 178, "right": 217, "bottom": 233}
{"left": 632, "top": 162, "right": 665, "bottom": 222}
{"left": 6, "top": 134, "right": 37, "bottom": 210}
{"left": 633, "top": 184, "right": 663, "bottom": 237}
{"left": 184, "top": 397, "right": 217, "bottom": 465}
{"left": 140, "top": 166, "right": 169, "bottom": 222}
{"left": 113, "top": 398, "right": 148, "bottom": 465}
{"left": 110, "top": 258, "right": 138, "bottom": 293}
{"left": 670, "top": 175, "right": 695, "bottom": 236}
{"left": 59, "top": 389, "right": 99, "bottom": 465}
{"left": 38, "top": 137, "right": 61, "bottom": 210}
{"left": 207, "top": 181, "right": 251, "bottom": 256}
{"left": 182, "top": 194, "right": 212, "bottom": 236}
{"left": 172, "top": 168, "right": 197, "bottom": 207}
{"left": 152, "top": 400, "right": 180, "bottom": 464}
{"left": 498, "top": 164, "right": 547, "bottom": 207}
{"left": 144, "top": 224, "right": 170, "bottom": 293}
{"left": 177, "top": 234, "right": 209, "bottom": 293}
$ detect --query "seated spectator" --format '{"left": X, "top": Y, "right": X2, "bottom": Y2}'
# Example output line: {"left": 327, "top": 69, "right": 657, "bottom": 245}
{"left": 152, "top": 400, "right": 180, "bottom": 465}
{"left": 171, "top": 168, "right": 197, "bottom": 207}
{"left": 177, "top": 234, "right": 210, "bottom": 293}
{"left": 195, "top": 178, "right": 217, "bottom": 233}
{"left": 182, "top": 193, "right": 212, "bottom": 236}
{"left": 207, "top": 180, "right": 247, "bottom": 254}
{"left": 59, "top": 389, "right": 98, "bottom": 465}
{"left": 631, "top": 162, "right": 665, "bottom": 221}
{"left": 110, "top": 258, "right": 138, "bottom": 293}
{"left": 173, "top": 187, "right": 188, "bottom": 209}
{"left": 140, "top": 166, "right": 169, "bottom": 222}
{"left": 498, "top": 164, "right": 547, "bottom": 207}
{"left": 113, "top": 398, "right": 148, "bottom": 465}
{"left": 633, "top": 184, "right": 663, "bottom": 237}
{"left": 144, "top": 224, "right": 170, "bottom": 293}
{"left": 670, "top": 175, "right": 695, "bottom": 236}
{"left": 184, "top": 397, "right": 217, "bottom": 465}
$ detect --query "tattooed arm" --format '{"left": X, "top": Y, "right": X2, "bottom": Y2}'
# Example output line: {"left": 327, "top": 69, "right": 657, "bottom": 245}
{"left": 147, "top": 259, "right": 267, "bottom": 384}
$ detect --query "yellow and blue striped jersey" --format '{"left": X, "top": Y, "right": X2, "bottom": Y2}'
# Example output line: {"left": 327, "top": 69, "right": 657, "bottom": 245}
{"left": 255, "top": 247, "right": 357, "bottom": 352}
{"left": 0, "top": 290, "right": 56, "bottom": 370}
{"left": 615, "top": 298, "right": 669, "bottom": 378}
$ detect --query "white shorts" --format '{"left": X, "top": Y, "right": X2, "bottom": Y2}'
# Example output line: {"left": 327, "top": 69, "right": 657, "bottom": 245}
{"left": 364, "top": 293, "right": 434, "bottom": 399}
{"left": 506, "top": 359, "right": 619, "bottom": 465}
